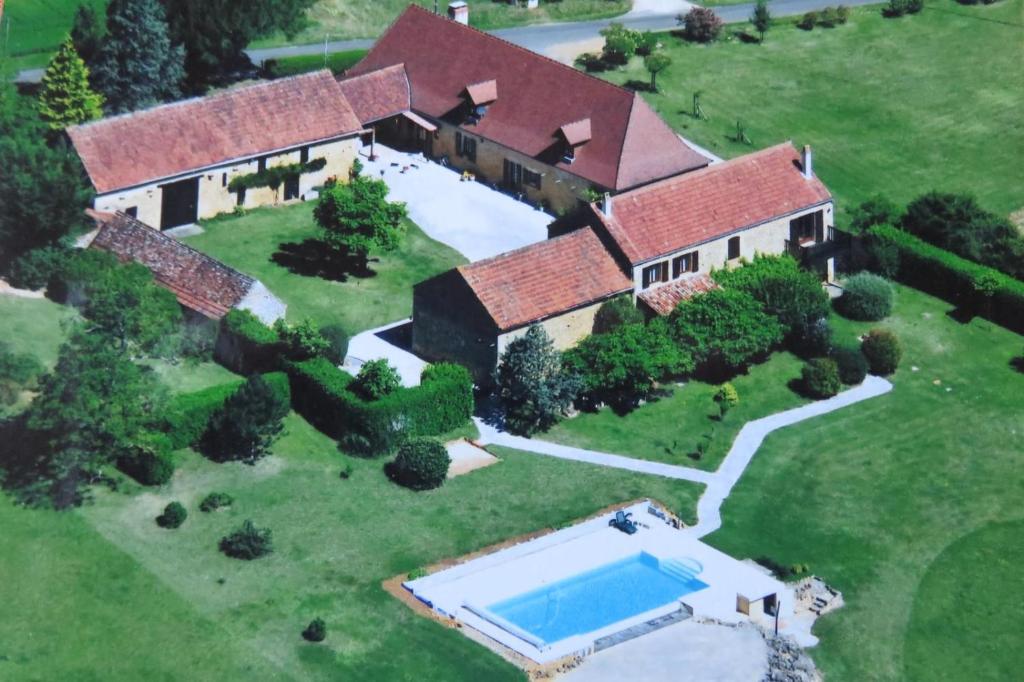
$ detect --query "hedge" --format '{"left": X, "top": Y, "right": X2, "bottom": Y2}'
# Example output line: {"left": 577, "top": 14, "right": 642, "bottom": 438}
{"left": 215, "top": 309, "right": 283, "bottom": 375}
{"left": 867, "top": 224, "right": 1024, "bottom": 334}
{"left": 164, "top": 372, "right": 289, "bottom": 449}
{"left": 285, "top": 358, "right": 473, "bottom": 456}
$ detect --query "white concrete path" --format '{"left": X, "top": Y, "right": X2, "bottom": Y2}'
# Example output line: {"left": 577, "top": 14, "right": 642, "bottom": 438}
{"left": 342, "top": 319, "right": 425, "bottom": 387}
{"left": 477, "top": 375, "right": 892, "bottom": 538}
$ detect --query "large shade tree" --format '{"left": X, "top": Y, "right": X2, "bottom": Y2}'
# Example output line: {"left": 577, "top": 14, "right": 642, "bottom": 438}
{"left": 314, "top": 175, "right": 407, "bottom": 272}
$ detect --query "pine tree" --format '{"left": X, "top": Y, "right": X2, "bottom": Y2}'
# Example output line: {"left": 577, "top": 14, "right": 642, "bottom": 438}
{"left": 70, "top": 3, "right": 105, "bottom": 66}
{"left": 92, "top": 0, "right": 185, "bottom": 113}
{"left": 38, "top": 38, "right": 104, "bottom": 131}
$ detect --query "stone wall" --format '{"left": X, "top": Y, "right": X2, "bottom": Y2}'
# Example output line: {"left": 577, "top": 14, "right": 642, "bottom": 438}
{"left": 496, "top": 299, "right": 607, "bottom": 356}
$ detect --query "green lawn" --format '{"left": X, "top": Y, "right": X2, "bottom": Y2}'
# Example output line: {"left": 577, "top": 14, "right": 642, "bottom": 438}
{"left": 144, "top": 358, "right": 241, "bottom": 395}
{"left": 265, "top": 49, "right": 368, "bottom": 78}
{"left": 183, "top": 202, "right": 466, "bottom": 336}
{"left": 0, "top": 295, "right": 76, "bottom": 367}
{"left": 1, "top": 413, "right": 701, "bottom": 680}
{"left": 602, "top": 2, "right": 1024, "bottom": 219}
{"left": 1, "top": 0, "right": 105, "bottom": 59}
{"left": 705, "top": 284, "right": 1024, "bottom": 681}
{"left": 543, "top": 351, "right": 808, "bottom": 471}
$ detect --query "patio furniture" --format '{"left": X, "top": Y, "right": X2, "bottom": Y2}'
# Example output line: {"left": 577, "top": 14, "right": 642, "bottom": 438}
{"left": 609, "top": 511, "right": 638, "bottom": 535}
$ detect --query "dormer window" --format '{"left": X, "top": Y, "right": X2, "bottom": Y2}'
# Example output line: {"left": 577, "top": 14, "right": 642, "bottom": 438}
{"left": 463, "top": 79, "right": 497, "bottom": 124}
{"left": 558, "top": 118, "right": 592, "bottom": 165}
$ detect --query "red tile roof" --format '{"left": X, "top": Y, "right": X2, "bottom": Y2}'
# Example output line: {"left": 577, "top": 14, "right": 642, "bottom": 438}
{"left": 88, "top": 211, "right": 256, "bottom": 319}
{"left": 560, "top": 118, "right": 592, "bottom": 147}
{"left": 69, "top": 71, "right": 363, "bottom": 194}
{"left": 456, "top": 228, "right": 632, "bottom": 332}
{"left": 465, "top": 79, "right": 498, "bottom": 106}
{"left": 336, "top": 63, "right": 411, "bottom": 124}
{"left": 346, "top": 5, "right": 708, "bottom": 190}
{"left": 637, "top": 274, "right": 719, "bottom": 316}
{"left": 595, "top": 142, "right": 833, "bottom": 265}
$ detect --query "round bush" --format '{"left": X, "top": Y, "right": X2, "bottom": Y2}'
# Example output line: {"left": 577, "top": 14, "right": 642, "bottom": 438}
{"left": 219, "top": 520, "right": 273, "bottom": 560}
{"left": 302, "top": 617, "right": 327, "bottom": 643}
{"left": 831, "top": 346, "right": 869, "bottom": 385}
{"left": 157, "top": 501, "right": 187, "bottom": 529}
{"left": 390, "top": 438, "right": 450, "bottom": 491}
{"left": 836, "top": 273, "right": 894, "bottom": 321}
{"left": 351, "top": 358, "right": 401, "bottom": 401}
{"left": 801, "top": 358, "right": 842, "bottom": 399}
{"left": 199, "top": 492, "right": 234, "bottom": 512}
{"left": 861, "top": 329, "right": 902, "bottom": 375}
{"left": 681, "top": 7, "right": 724, "bottom": 43}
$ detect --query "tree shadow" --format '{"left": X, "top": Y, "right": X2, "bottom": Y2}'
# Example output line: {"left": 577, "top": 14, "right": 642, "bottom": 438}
{"left": 787, "top": 377, "right": 814, "bottom": 399}
{"left": 1010, "top": 356, "right": 1024, "bottom": 373}
{"left": 732, "top": 30, "right": 760, "bottom": 44}
{"left": 622, "top": 80, "right": 656, "bottom": 93}
{"left": 271, "top": 238, "right": 377, "bottom": 282}
{"left": 945, "top": 306, "right": 976, "bottom": 325}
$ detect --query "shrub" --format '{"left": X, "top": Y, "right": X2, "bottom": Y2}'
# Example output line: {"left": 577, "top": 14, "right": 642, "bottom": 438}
{"left": 883, "top": 0, "right": 908, "bottom": 16}
{"left": 669, "top": 289, "right": 784, "bottom": 374}
{"left": 680, "top": 7, "right": 723, "bottom": 43}
{"left": 156, "top": 501, "right": 187, "bottom": 529}
{"left": 319, "top": 323, "right": 349, "bottom": 364}
{"left": 199, "top": 492, "right": 234, "bottom": 512}
{"left": 836, "top": 5, "right": 851, "bottom": 23}
{"left": 215, "top": 309, "right": 282, "bottom": 375}
{"left": 715, "top": 382, "right": 739, "bottom": 418}
{"left": 0, "top": 342, "right": 44, "bottom": 388}
{"left": 45, "top": 248, "right": 118, "bottom": 303}
{"left": 180, "top": 319, "right": 219, "bottom": 361}
{"left": 818, "top": 6, "right": 841, "bottom": 27}
{"left": 164, "top": 378, "right": 245, "bottom": 449}
{"left": 7, "top": 246, "right": 69, "bottom": 290}
{"left": 832, "top": 346, "right": 869, "bottom": 385}
{"left": 219, "top": 520, "right": 273, "bottom": 559}
{"left": 495, "top": 326, "right": 581, "bottom": 434}
{"left": 866, "top": 224, "right": 1024, "bottom": 333}
{"left": 861, "top": 329, "right": 902, "bottom": 375}
{"left": 851, "top": 196, "right": 901, "bottom": 234}
{"left": 286, "top": 358, "right": 473, "bottom": 455}
{"left": 275, "top": 318, "right": 331, "bottom": 361}
{"left": 907, "top": 0, "right": 924, "bottom": 12}
{"left": 302, "top": 618, "right": 327, "bottom": 643}
{"left": 600, "top": 22, "right": 638, "bottom": 63}
{"left": 801, "top": 358, "right": 842, "bottom": 399}
{"left": 200, "top": 374, "right": 291, "bottom": 463}
{"left": 389, "top": 437, "right": 450, "bottom": 491}
{"left": 635, "top": 30, "right": 659, "bottom": 56}
{"left": 350, "top": 359, "right": 401, "bottom": 401}
{"left": 116, "top": 431, "right": 175, "bottom": 486}
{"left": 835, "top": 273, "right": 894, "bottom": 321}
{"left": 407, "top": 567, "right": 427, "bottom": 580}
{"left": 339, "top": 461, "right": 353, "bottom": 479}
{"left": 792, "top": 317, "right": 833, "bottom": 359}
{"left": 797, "top": 11, "right": 819, "bottom": 29}
{"left": 574, "top": 52, "right": 608, "bottom": 72}
{"left": 593, "top": 295, "right": 644, "bottom": 334}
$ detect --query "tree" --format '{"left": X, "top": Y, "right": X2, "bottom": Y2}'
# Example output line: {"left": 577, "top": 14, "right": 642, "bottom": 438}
{"left": 593, "top": 295, "right": 644, "bottom": 334}
{"left": 350, "top": 359, "right": 401, "bottom": 401}
{"left": 850, "top": 195, "right": 900, "bottom": 232}
{"left": 669, "top": 288, "right": 783, "bottom": 373}
{"left": 389, "top": 437, "right": 450, "bottom": 491}
{"left": 679, "top": 7, "right": 724, "bottom": 43}
{"left": 564, "top": 320, "right": 693, "bottom": 411}
{"left": 12, "top": 328, "right": 165, "bottom": 507}
{"left": 219, "top": 520, "right": 273, "bottom": 559}
{"left": 92, "top": 0, "right": 185, "bottom": 113}
{"left": 71, "top": 3, "right": 106, "bottom": 66}
{"left": 599, "top": 22, "right": 638, "bottom": 64}
{"left": 494, "top": 326, "right": 581, "bottom": 436}
{"left": 302, "top": 618, "right": 327, "bottom": 643}
{"left": 0, "top": 83, "right": 93, "bottom": 270}
{"left": 314, "top": 175, "right": 407, "bottom": 272}
{"left": 38, "top": 38, "right": 104, "bottom": 132}
{"left": 751, "top": 0, "right": 772, "bottom": 42}
{"left": 82, "top": 261, "right": 183, "bottom": 354}
{"left": 644, "top": 52, "right": 672, "bottom": 91}
{"left": 162, "top": 0, "right": 316, "bottom": 89}
{"left": 714, "top": 382, "right": 739, "bottom": 419}
{"left": 201, "top": 375, "right": 290, "bottom": 463}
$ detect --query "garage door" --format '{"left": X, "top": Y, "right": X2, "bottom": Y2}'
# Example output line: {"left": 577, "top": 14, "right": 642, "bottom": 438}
{"left": 160, "top": 177, "right": 199, "bottom": 230}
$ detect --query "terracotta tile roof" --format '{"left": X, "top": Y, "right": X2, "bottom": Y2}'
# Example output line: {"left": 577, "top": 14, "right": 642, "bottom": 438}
{"left": 456, "top": 228, "right": 632, "bottom": 332}
{"left": 465, "top": 79, "right": 498, "bottom": 106}
{"left": 68, "top": 71, "right": 363, "bottom": 194}
{"left": 346, "top": 5, "right": 708, "bottom": 190}
{"left": 88, "top": 211, "right": 255, "bottom": 319}
{"left": 336, "top": 63, "right": 411, "bottom": 124}
{"left": 560, "top": 118, "right": 592, "bottom": 147}
{"left": 595, "top": 142, "right": 833, "bottom": 265}
{"left": 637, "top": 273, "right": 719, "bottom": 316}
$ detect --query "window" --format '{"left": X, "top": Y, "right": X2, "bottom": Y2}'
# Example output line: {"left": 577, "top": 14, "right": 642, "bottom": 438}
{"left": 125, "top": 206, "right": 138, "bottom": 218}
{"left": 727, "top": 236, "right": 740, "bottom": 260}
{"left": 221, "top": 173, "right": 227, "bottom": 187}
{"left": 562, "top": 145, "right": 576, "bottom": 164}
{"left": 642, "top": 262, "right": 669, "bottom": 289}
{"left": 257, "top": 157, "right": 267, "bottom": 173}
{"left": 455, "top": 132, "right": 477, "bottom": 162}
{"left": 672, "top": 251, "right": 699, "bottom": 278}
{"left": 790, "top": 210, "right": 824, "bottom": 243}
{"left": 523, "top": 168, "right": 542, "bottom": 190}
{"left": 300, "top": 146, "right": 309, "bottom": 164}
{"left": 503, "top": 159, "right": 523, "bottom": 189}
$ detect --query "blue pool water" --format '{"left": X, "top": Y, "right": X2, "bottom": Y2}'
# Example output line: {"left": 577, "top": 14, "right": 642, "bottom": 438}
{"left": 486, "top": 552, "right": 708, "bottom": 645}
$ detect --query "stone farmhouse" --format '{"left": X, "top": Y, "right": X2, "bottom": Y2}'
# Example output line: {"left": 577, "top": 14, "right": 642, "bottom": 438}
{"left": 413, "top": 143, "right": 835, "bottom": 381}
{"left": 339, "top": 4, "right": 710, "bottom": 214}
{"left": 84, "top": 210, "right": 285, "bottom": 324}
{"left": 68, "top": 71, "right": 364, "bottom": 231}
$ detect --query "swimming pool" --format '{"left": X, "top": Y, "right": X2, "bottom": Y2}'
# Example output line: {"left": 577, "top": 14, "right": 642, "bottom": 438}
{"left": 483, "top": 552, "right": 708, "bottom": 646}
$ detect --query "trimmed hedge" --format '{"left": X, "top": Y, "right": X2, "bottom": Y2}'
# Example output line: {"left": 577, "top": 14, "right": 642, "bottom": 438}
{"left": 861, "top": 329, "right": 902, "bottom": 376}
{"left": 164, "top": 372, "right": 289, "bottom": 450}
{"left": 832, "top": 346, "right": 869, "bottom": 385}
{"left": 389, "top": 437, "right": 450, "bottom": 491}
{"left": 285, "top": 358, "right": 473, "bottom": 456}
{"left": 116, "top": 431, "right": 175, "bottom": 486}
{"left": 867, "top": 225, "right": 1024, "bottom": 333}
{"left": 215, "top": 309, "right": 282, "bottom": 375}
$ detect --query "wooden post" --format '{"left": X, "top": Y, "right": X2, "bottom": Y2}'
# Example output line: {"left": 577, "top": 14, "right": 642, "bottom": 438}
{"left": 369, "top": 127, "right": 377, "bottom": 161}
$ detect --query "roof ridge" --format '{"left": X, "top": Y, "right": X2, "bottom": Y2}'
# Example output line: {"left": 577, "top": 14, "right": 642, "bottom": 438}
{"left": 458, "top": 226, "right": 597, "bottom": 274}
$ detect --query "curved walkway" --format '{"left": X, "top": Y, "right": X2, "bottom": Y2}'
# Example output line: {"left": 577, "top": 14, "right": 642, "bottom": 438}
{"left": 476, "top": 375, "right": 892, "bottom": 538}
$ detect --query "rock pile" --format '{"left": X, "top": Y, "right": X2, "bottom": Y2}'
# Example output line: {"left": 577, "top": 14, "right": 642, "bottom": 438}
{"left": 762, "top": 632, "right": 821, "bottom": 682}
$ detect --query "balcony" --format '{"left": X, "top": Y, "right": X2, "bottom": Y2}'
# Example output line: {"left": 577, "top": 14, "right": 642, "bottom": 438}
{"left": 785, "top": 226, "right": 851, "bottom": 262}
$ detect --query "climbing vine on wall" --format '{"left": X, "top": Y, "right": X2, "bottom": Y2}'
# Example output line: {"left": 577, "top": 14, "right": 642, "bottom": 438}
{"left": 228, "top": 157, "right": 327, "bottom": 193}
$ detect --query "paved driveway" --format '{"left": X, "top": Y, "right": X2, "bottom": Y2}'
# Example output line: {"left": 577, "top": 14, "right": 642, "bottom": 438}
{"left": 359, "top": 145, "right": 552, "bottom": 262}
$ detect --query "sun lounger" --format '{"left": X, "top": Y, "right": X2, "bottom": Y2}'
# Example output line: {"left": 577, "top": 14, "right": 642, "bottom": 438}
{"left": 609, "top": 511, "right": 638, "bottom": 535}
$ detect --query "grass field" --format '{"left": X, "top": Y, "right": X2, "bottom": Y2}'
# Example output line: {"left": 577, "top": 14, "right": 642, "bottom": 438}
{"left": 705, "top": 284, "right": 1024, "bottom": 680}
{"left": 183, "top": 202, "right": 465, "bottom": 336}
{"left": 0, "top": 295, "right": 75, "bottom": 367}
{"left": 543, "top": 350, "right": 808, "bottom": 471}
{"left": 264, "top": 49, "right": 368, "bottom": 78}
{"left": 0, "top": 413, "right": 700, "bottom": 680}
{"left": 601, "top": 2, "right": 1024, "bottom": 219}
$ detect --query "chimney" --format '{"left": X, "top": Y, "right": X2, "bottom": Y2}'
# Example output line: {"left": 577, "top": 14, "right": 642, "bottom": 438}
{"left": 448, "top": 1, "right": 469, "bottom": 24}
{"left": 601, "top": 192, "right": 613, "bottom": 217}
{"left": 802, "top": 144, "right": 813, "bottom": 179}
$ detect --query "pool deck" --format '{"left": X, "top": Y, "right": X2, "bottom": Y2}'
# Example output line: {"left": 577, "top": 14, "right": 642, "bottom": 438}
{"left": 403, "top": 500, "right": 787, "bottom": 664}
